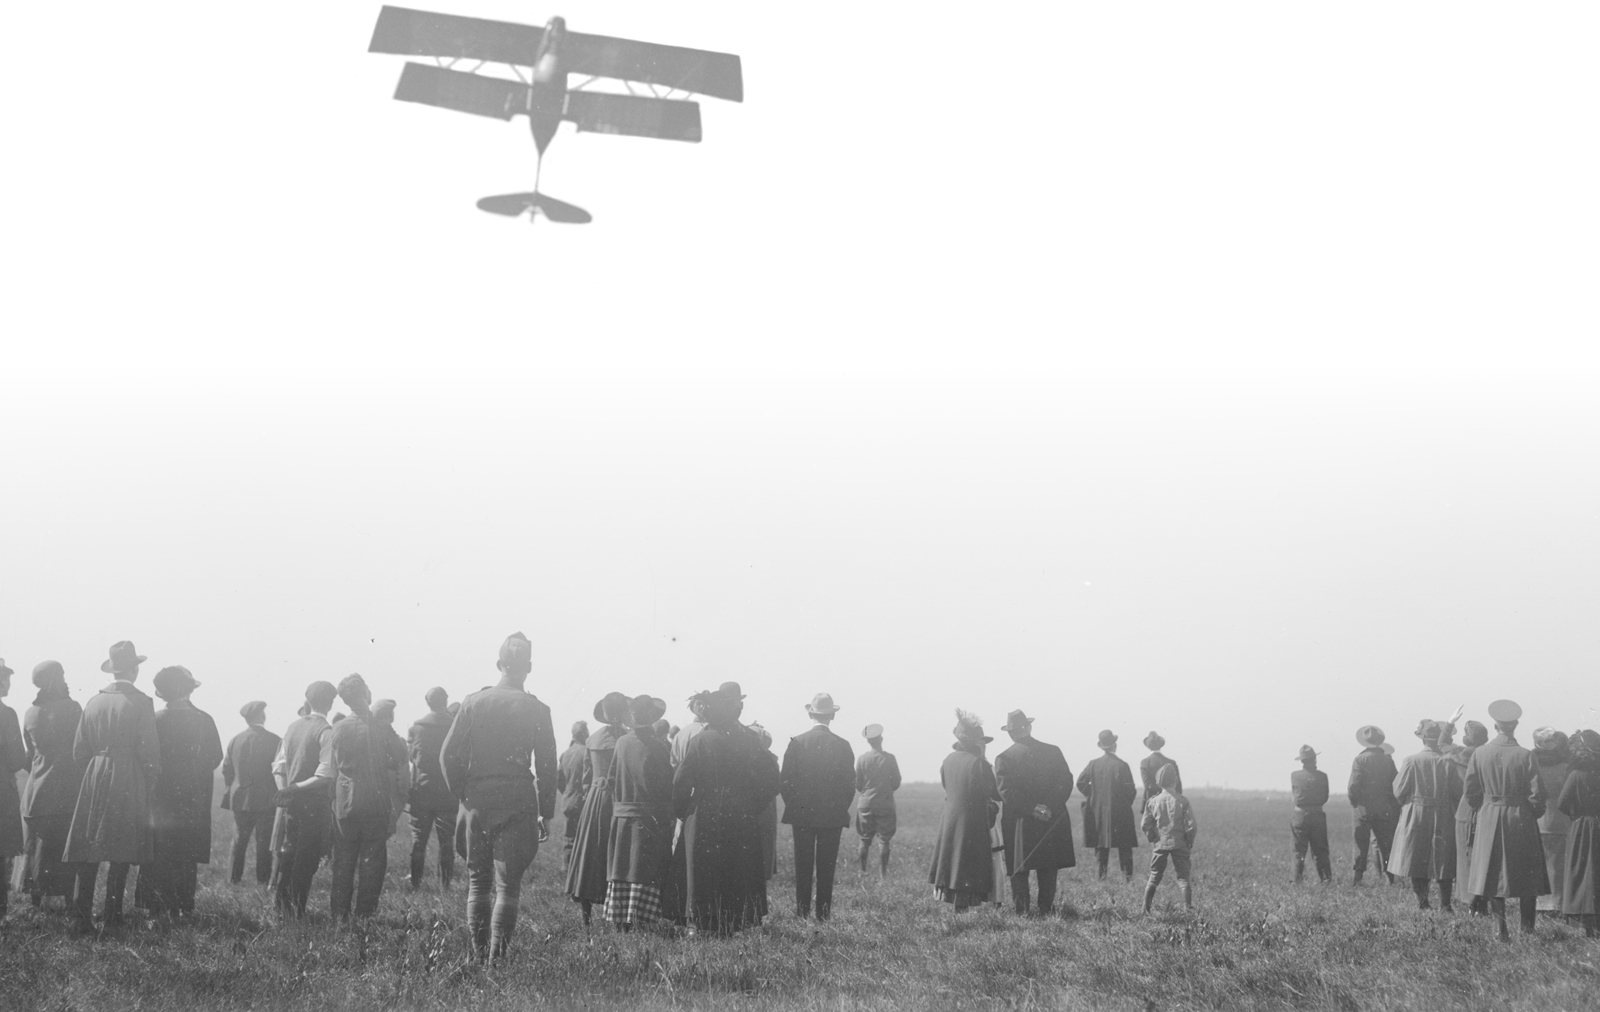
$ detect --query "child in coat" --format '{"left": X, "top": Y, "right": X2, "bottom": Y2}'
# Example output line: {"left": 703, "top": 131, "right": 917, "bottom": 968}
{"left": 1141, "top": 762, "right": 1197, "bottom": 912}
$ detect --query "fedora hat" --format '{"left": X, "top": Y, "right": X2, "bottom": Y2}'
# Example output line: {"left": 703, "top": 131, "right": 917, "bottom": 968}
{"left": 101, "top": 640, "right": 146, "bottom": 675}
{"left": 805, "top": 692, "right": 841, "bottom": 715}
{"left": 1097, "top": 729, "right": 1118, "bottom": 750}
{"left": 1487, "top": 699, "right": 1522, "bottom": 723}
{"left": 594, "top": 691, "right": 631, "bottom": 724}
{"left": 1143, "top": 731, "right": 1165, "bottom": 750}
{"left": 1294, "top": 744, "right": 1319, "bottom": 762}
{"left": 629, "top": 694, "right": 666, "bottom": 728}
{"left": 952, "top": 708, "right": 992, "bottom": 745}
{"left": 716, "top": 681, "right": 746, "bottom": 700}
{"left": 862, "top": 723, "right": 884, "bottom": 740}
{"left": 1355, "top": 725, "right": 1385, "bottom": 748}
{"left": 152, "top": 665, "right": 199, "bottom": 700}
{"left": 1000, "top": 710, "right": 1034, "bottom": 734}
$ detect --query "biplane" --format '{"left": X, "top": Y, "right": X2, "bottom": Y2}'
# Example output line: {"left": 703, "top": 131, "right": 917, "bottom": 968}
{"left": 368, "top": 5, "right": 743, "bottom": 224}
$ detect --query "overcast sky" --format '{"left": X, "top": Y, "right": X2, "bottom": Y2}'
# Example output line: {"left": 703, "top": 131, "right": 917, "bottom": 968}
{"left": 4, "top": 3, "right": 1597, "bottom": 789}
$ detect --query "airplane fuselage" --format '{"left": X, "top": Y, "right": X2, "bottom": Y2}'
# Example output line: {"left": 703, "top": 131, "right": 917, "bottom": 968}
{"left": 527, "top": 16, "right": 567, "bottom": 154}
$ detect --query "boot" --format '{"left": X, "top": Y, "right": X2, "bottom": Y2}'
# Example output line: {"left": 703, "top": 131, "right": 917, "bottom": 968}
{"left": 1438, "top": 880, "right": 1453, "bottom": 912}
{"left": 879, "top": 841, "right": 892, "bottom": 878}
{"left": 1142, "top": 882, "right": 1157, "bottom": 914}
{"left": 1294, "top": 857, "right": 1305, "bottom": 884}
{"left": 1411, "top": 878, "right": 1430, "bottom": 910}
{"left": 1180, "top": 880, "right": 1192, "bottom": 909}
{"left": 1352, "top": 868, "right": 1364, "bottom": 886}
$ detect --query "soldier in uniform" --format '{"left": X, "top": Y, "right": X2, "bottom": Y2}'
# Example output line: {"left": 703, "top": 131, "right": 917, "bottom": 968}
{"left": 1465, "top": 699, "right": 1550, "bottom": 940}
{"left": 136, "top": 667, "right": 223, "bottom": 916}
{"left": 780, "top": 692, "right": 855, "bottom": 921}
{"left": 441, "top": 632, "right": 558, "bottom": 960}
{"left": 854, "top": 723, "right": 901, "bottom": 877}
{"left": 1290, "top": 745, "right": 1332, "bottom": 883}
{"left": 271, "top": 681, "right": 337, "bottom": 916}
{"left": 17, "top": 661, "right": 84, "bottom": 908}
{"left": 223, "top": 701, "right": 280, "bottom": 886}
{"left": 993, "top": 710, "right": 1075, "bottom": 914}
{"left": 1387, "top": 719, "right": 1464, "bottom": 909}
{"left": 405, "top": 687, "right": 456, "bottom": 890}
{"left": 1348, "top": 725, "right": 1399, "bottom": 885}
{"left": 1078, "top": 730, "right": 1138, "bottom": 882}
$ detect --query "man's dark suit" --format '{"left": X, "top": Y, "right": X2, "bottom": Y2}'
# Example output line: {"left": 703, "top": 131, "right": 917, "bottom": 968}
{"left": 994, "top": 735, "right": 1076, "bottom": 914}
{"left": 780, "top": 723, "right": 855, "bottom": 919}
{"left": 223, "top": 723, "right": 281, "bottom": 884}
{"left": 406, "top": 709, "right": 457, "bottom": 888}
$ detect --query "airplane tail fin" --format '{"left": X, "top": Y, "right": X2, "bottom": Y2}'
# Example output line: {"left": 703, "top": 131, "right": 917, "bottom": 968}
{"left": 475, "top": 192, "right": 592, "bottom": 224}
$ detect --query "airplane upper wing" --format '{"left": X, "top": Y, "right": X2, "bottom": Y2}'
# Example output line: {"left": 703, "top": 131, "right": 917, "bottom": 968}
{"left": 564, "top": 32, "right": 743, "bottom": 103}
{"left": 393, "top": 62, "right": 529, "bottom": 120}
{"left": 563, "top": 92, "right": 702, "bottom": 142}
{"left": 369, "top": 5, "right": 543, "bottom": 66}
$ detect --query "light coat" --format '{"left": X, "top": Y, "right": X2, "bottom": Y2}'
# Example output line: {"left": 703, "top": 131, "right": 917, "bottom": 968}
{"left": 1464, "top": 733, "right": 1550, "bottom": 898}
{"left": 1387, "top": 745, "right": 1463, "bottom": 880}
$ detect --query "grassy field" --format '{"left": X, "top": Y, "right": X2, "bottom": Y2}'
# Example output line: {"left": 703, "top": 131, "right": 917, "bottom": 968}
{"left": 3, "top": 784, "right": 1598, "bottom": 1011}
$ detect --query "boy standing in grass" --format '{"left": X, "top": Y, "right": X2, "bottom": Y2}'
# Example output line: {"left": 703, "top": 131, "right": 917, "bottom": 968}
{"left": 1141, "top": 763, "right": 1196, "bottom": 913}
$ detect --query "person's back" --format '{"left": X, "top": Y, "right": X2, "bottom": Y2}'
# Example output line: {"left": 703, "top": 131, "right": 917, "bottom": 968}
{"left": 1291, "top": 767, "right": 1330, "bottom": 809}
{"left": 1349, "top": 748, "right": 1400, "bottom": 816}
{"left": 1139, "top": 764, "right": 1195, "bottom": 912}
{"left": 407, "top": 710, "right": 454, "bottom": 805}
{"left": 328, "top": 713, "right": 398, "bottom": 822}
{"left": 1288, "top": 747, "right": 1332, "bottom": 884}
{"left": 280, "top": 713, "right": 332, "bottom": 796}
{"left": 445, "top": 684, "right": 553, "bottom": 812}
{"left": 226, "top": 724, "right": 281, "bottom": 812}
{"left": 782, "top": 724, "right": 855, "bottom": 828}
{"left": 854, "top": 730, "right": 901, "bottom": 877}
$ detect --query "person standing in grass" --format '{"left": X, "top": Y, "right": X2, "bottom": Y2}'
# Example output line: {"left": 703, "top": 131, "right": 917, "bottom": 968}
{"left": 930, "top": 710, "right": 1001, "bottom": 913}
{"left": 994, "top": 710, "right": 1075, "bottom": 915}
{"left": 604, "top": 696, "right": 672, "bottom": 931}
{"left": 1290, "top": 745, "right": 1332, "bottom": 884}
{"left": 1387, "top": 719, "right": 1463, "bottom": 910}
{"left": 1448, "top": 719, "right": 1491, "bottom": 914}
{"left": 1557, "top": 728, "right": 1600, "bottom": 937}
{"left": 854, "top": 723, "right": 901, "bottom": 879}
{"left": 568, "top": 691, "right": 631, "bottom": 925}
{"left": 556, "top": 719, "right": 589, "bottom": 875}
{"left": 780, "top": 692, "right": 855, "bottom": 922}
{"left": 136, "top": 666, "right": 223, "bottom": 917}
{"left": 1141, "top": 763, "right": 1196, "bottom": 913}
{"left": 1531, "top": 728, "right": 1572, "bottom": 916}
{"left": 1465, "top": 698, "right": 1549, "bottom": 941}
{"left": 272, "top": 681, "right": 337, "bottom": 916}
{"left": 1078, "top": 730, "right": 1138, "bottom": 882}
{"left": 749, "top": 722, "right": 779, "bottom": 881}
{"left": 0, "top": 659, "right": 27, "bottom": 921}
{"left": 441, "top": 632, "right": 558, "bottom": 960}
{"left": 1139, "top": 732, "right": 1181, "bottom": 808}
{"left": 1348, "top": 725, "right": 1399, "bottom": 885}
{"left": 17, "top": 661, "right": 84, "bottom": 909}
{"left": 223, "top": 701, "right": 280, "bottom": 887}
{"left": 405, "top": 687, "right": 457, "bottom": 891}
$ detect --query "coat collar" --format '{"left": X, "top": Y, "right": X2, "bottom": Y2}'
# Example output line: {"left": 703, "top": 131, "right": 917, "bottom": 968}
{"left": 1493, "top": 732, "right": 1518, "bottom": 746}
{"left": 100, "top": 680, "right": 149, "bottom": 699}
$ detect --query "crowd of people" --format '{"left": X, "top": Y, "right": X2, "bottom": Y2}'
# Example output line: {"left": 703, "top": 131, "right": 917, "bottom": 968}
{"left": 0, "top": 641, "right": 1595, "bottom": 961}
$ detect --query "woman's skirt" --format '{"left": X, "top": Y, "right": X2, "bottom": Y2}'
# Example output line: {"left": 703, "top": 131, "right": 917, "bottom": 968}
{"left": 1539, "top": 831, "right": 1568, "bottom": 911}
{"left": 1563, "top": 816, "right": 1598, "bottom": 916}
{"left": 604, "top": 880, "right": 663, "bottom": 925}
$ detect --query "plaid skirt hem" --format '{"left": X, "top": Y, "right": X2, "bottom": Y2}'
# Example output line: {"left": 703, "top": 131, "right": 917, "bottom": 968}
{"left": 604, "top": 880, "right": 663, "bottom": 925}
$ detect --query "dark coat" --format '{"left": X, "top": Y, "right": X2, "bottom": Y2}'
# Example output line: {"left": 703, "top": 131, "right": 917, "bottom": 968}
{"left": 148, "top": 700, "right": 223, "bottom": 863}
{"left": 0, "top": 702, "right": 26, "bottom": 856}
{"left": 1464, "top": 733, "right": 1550, "bottom": 897}
{"left": 407, "top": 710, "right": 455, "bottom": 809}
{"left": 223, "top": 724, "right": 281, "bottom": 812}
{"left": 928, "top": 746, "right": 1000, "bottom": 896}
{"left": 440, "top": 682, "right": 558, "bottom": 817}
{"left": 1139, "top": 752, "right": 1182, "bottom": 806}
{"left": 63, "top": 681, "right": 161, "bottom": 864}
{"left": 1387, "top": 746, "right": 1463, "bottom": 880}
{"left": 1557, "top": 767, "right": 1600, "bottom": 916}
{"left": 327, "top": 712, "right": 408, "bottom": 823}
{"left": 607, "top": 729, "right": 672, "bottom": 884}
{"left": 672, "top": 723, "right": 781, "bottom": 933}
{"left": 1077, "top": 752, "right": 1139, "bottom": 849}
{"left": 994, "top": 736, "right": 1076, "bottom": 872}
{"left": 779, "top": 724, "right": 855, "bottom": 828}
{"left": 1348, "top": 747, "right": 1400, "bottom": 820}
{"left": 21, "top": 695, "right": 85, "bottom": 819}
{"left": 557, "top": 740, "right": 587, "bottom": 821}
{"left": 565, "top": 725, "right": 621, "bottom": 903}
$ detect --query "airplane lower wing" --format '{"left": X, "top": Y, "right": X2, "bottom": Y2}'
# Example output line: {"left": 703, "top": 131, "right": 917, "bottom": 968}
{"left": 564, "top": 32, "right": 742, "bottom": 103}
{"left": 563, "top": 91, "right": 702, "bottom": 142}
{"left": 369, "top": 5, "right": 543, "bottom": 66}
{"left": 394, "top": 62, "right": 530, "bottom": 119}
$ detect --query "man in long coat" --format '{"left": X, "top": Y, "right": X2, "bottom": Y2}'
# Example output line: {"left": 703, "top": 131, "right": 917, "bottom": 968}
{"left": 929, "top": 710, "right": 1000, "bottom": 912}
{"left": 993, "top": 709, "right": 1075, "bottom": 915}
{"left": 18, "top": 661, "right": 84, "bottom": 907}
{"left": 1139, "top": 732, "right": 1182, "bottom": 808}
{"left": 272, "top": 680, "right": 337, "bottom": 916}
{"left": 406, "top": 687, "right": 457, "bottom": 890}
{"left": 1448, "top": 720, "right": 1490, "bottom": 913}
{"left": 780, "top": 692, "right": 855, "bottom": 921}
{"left": 0, "top": 660, "right": 27, "bottom": 920}
{"left": 440, "top": 633, "right": 558, "bottom": 960}
{"left": 556, "top": 719, "right": 589, "bottom": 874}
{"left": 1290, "top": 745, "right": 1333, "bottom": 883}
{"left": 135, "top": 667, "right": 223, "bottom": 916}
{"left": 1465, "top": 699, "right": 1550, "bottom": 940}
{"left": 63, "top": 640, "right": 161, "bottom": 930}
{"left": 605, "top": 696, "right": 672, "bottom": 929}
{"left": 1387, "top": 719, "right": 1464, "bottom": 910}
{"left": 672, "top": 685, "right": 780, "bottom": 936}
{"left": 223, "top": 700, "right": 279, "bottom": 885}
{"left": 1078, "top": 730, "right": 1138, "bottom": 881}
{"left": 1349, "top": 724, "right": 1399, "bottom": 885}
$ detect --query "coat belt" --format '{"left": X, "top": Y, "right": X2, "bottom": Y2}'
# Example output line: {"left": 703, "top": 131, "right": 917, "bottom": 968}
{"left": 1406, "top": 800, "right": 1449, "bottom": 808}
{"left": 1482, "top": 794, "right": 1522, "bottom": 804}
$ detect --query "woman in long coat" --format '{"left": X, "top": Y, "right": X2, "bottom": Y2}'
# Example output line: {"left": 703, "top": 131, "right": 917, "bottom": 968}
{"left": 605, "top": 696, "right": 672, "bottom": 929}
{"left": 929, "top": 710, "right": 1000, "bottom": 912}
{"left": 1448, "top": 720, "right": 1490, "bottom": 914}
{"left": 566, "top": 691, "right": 630, "bottom": 924}
{"left": 1557, "top": 729, "right": 1600, "bottom": 936}
{"left": 671, "top": 689, "right": 780, "bottom": 936}
{"left": 0, "top": 660, "right": 28, "bottom": 920}
{"left": 1387, "top": 720, "right": 1464, "bottom": 909}
{"left": 1077, "top": 731, "right": 1139, "bottom": 880}
{"left": 750, "top": 723, "right": 779, "bottom": 880}
{"left": 17, "top": 662, "right": 85, "bottom": 906}
{"left": 1532, "top": 728, "right": 1572, "bottom": 913}
{"left": 135, "top": 667, "right": 223, "bottom": 915}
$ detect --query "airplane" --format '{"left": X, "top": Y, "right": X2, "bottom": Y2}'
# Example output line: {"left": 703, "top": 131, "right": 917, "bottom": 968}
{"left": 368, "top": 5, "right": 743, "bottom": 224}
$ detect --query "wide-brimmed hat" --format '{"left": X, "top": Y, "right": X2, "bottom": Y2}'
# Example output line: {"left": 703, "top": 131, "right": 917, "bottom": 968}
{"left": 629, "top": 694, "right": 666, "bottom": 728}
{"left": 32, "top": 660, "right": 65, "bottom": 687}
{"left": 1294, "top": 745, "right": 1319, "bottom": 762}
{"left": 1533, "top": 727, "right": 1569, "bottom": 753}
{"left": 862, "top": 723, "right": 884, "bottom": 740}
{"left": 101, "top": 640, "right": 146, "bottom": 675}
{"left": 716, "top": 681, "right": 746, "bottom": 700}
{"left": 1000, "top": 710, "right": 1034, "bottom": 734}
{"left": 805, "top": 692, "right": 841, "bottom": 715}
{"left": 594, "top": 691, "right": 631, "bottom": 724}
{"left": 240, "top": 700, "right": 267, "bottom": 723}
{"left": 1143, "top": 731, "right": 1165, "bottom": 750}
{"left": 1097, "top": 729, "right": 1118, "bottom": 750}
{"left": 953, "top": 708, "right": 992, "bottom": 744}
{"left": 1355, "top": 725, "right": 1385, "bottom": 748}
{"left": 1487, "top": 699, "right": 1522, "bottom": 723}
{"left": 152, "top": 665, "right": 198, "bottom": 700}
{"left": 498, "top": 631, "right": 532, "bottom": 669}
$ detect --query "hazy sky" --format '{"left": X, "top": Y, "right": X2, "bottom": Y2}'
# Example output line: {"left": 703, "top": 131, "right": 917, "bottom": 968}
{"left": 4, "top": 3, "right": 1598, "bottom": 788}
